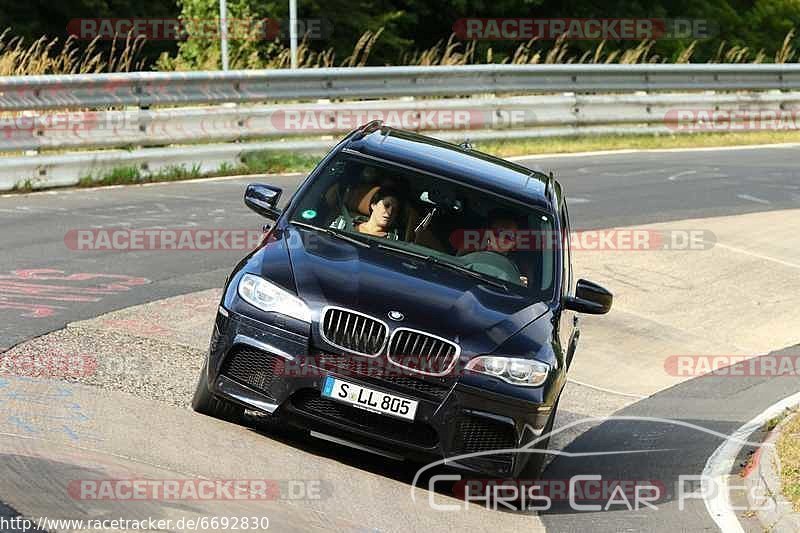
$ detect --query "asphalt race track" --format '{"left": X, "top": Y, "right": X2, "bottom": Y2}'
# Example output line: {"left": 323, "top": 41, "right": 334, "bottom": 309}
{"left": 0, "top": 144, "right": 798, "bottom": 532}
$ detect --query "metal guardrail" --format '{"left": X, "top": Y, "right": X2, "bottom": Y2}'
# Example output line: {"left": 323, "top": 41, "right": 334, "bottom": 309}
{"left": 3, "top": 64, "right": 800, "bottom": 110}
{"left": 2, "top": 64, "right": 800, "bottom": 191}
{"left": 4, "top": 92, "right": 799, "bottom": 152}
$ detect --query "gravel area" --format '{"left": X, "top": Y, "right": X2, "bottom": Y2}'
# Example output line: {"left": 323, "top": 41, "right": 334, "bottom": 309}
{"left": 0, "top": 290, "right": 220, "bottom": 408}
{"left": 1, "top": 326, "right": 205, "bottom": 408}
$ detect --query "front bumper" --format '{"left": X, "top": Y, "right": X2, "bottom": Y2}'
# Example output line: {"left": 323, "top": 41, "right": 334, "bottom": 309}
{"left": 204, "top": 307, "right": 555, "bottom": 477}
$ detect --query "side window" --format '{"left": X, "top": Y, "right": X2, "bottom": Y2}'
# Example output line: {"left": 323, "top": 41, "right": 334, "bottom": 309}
{"left": 560, "top": 201, "right": 572, "bottom": 296}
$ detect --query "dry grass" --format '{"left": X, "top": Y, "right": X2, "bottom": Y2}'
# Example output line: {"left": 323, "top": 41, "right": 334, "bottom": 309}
{"left": 391, "top": 29, "right": 798, "bottom": 66}
{"left": 3, "top": 22, "right": 797, "bottom": 74}
{"left": 259, "top": 28, "right": 387, "bottom": 69}
{"left": 403, "top": 30, "right": 798, "bottom": 66}
{"left": 0, "top": 29, "right": 147, "bottom": 75}
{"left": 777, "top": 411, "right": 800, "bottom": 511}
{"left": 476, "top": 130, "right": 800, "bottom": 158}
{"left": 775, "top": 29, "right": 797, "bottom": 64}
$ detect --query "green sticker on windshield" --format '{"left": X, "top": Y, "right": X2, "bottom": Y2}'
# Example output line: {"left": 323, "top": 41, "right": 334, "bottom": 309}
{"left": 301, "top": 209, "right": 317, "bottom": 220}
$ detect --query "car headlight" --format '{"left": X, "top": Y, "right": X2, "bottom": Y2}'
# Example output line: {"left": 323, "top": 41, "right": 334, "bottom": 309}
{"left": 237, "top": 273, "right": 311, "bottom": 323}
{"left": 465, "top": 356, "right": 550, "bottom": 387}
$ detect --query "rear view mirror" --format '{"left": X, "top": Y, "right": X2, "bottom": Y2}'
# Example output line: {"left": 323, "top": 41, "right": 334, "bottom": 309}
{"left": 244, "top": 183, "right": 283, "bottom": 220}
{"left": 420, "top": 190, "right": 462, "bottom": 212}
{"left": 564, "top": 279, "right": 613, "bottom": 314}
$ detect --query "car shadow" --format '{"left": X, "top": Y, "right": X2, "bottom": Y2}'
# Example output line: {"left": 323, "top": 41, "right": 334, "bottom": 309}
{"left": 535, "top": 350, "right": 800, "bottom": 530}
{"left": 245, "top": 414, "right": 467, "bottom": 497}
{"left": 234, "top": 349, "right": 800, "bottom": 526}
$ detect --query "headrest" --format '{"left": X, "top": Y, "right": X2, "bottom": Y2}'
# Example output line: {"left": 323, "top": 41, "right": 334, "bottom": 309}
{"left": 346, "top": 185, "right": 381, "bottom": 216}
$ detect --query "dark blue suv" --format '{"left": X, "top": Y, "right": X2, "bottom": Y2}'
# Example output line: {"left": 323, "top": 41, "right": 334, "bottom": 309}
{"left": 192, "top": 122, "right": 612, "bottom": 478}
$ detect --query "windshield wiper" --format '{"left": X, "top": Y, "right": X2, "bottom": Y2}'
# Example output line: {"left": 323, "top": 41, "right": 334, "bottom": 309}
{"left": 431, "top": 256, "right": 509, "bottom": 291}
{"left": 376, "top": 243, "right": 428, "bottom": 260}
{"left": 376, "top": 243, "right": 508, "bottom": 291}
{"left": 290, "top": 221, "right": 371, "bottom": 248}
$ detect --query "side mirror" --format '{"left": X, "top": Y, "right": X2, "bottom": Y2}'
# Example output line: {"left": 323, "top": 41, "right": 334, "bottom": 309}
{"left": 244, "top": 183, "right": 283, "bottom": 220}
{"left": 564, "top": 279, "right": 613, "bottom": 315}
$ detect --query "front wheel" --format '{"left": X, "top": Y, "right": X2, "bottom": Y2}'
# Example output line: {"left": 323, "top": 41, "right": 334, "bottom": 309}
{"left": 191, "top": 359, "right": 244, "bottom": 424}
{"left": 517, "top": 397, "right": 560, "bottom": 480}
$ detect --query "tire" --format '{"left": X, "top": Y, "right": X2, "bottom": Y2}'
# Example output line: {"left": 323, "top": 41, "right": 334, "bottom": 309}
{"left": 517, "top": 397, "right": 560, "bottom": 480}
{"left": 191, "top": 359, "right": 244, "bottom": 424}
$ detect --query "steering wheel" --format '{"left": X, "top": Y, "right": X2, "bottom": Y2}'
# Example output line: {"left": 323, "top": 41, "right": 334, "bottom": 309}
{"left": 458, "top": 251, "right": 521, "bottom": 283}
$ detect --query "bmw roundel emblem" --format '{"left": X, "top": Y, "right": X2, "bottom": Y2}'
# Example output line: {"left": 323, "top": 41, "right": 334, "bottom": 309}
{"left": 388, "top": 310, "right": 404, "bottom": 321}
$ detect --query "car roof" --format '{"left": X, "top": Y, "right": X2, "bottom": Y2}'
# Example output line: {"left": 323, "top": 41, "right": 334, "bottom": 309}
{"left": 343, "top": 126, "right": 553, "bottom": 211}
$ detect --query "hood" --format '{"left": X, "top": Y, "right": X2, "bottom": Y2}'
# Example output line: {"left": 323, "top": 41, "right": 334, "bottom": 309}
{"left": 284, "top": 226, "right": 549, "bottom": 354}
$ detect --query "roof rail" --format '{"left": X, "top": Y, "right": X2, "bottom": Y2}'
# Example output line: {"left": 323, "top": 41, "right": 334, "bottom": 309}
{"left": 545, "top": 171, "right": 555, "bottom": 202}
{"left": 351, "top": 120, "right": 385, "bottom": 140}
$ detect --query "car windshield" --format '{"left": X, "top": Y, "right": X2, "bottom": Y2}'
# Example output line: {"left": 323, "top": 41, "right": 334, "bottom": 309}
{"left": 288, "top": 153, "right": 557, "bottom": 300}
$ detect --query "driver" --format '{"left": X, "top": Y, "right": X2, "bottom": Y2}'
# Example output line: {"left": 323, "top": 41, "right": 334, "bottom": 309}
{"left": 330, "top": 186, "right": 403, "bottom": 240}
{"left": 486, "top": 209, "right": 528, "bottom": 287}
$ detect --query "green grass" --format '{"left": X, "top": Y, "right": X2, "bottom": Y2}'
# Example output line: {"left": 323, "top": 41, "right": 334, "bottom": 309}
{"left": 71, "top": 153, "right": 320, "bottom": 189}
{"left": 765, "top": 414, "right": 787, "bottom": 432}
{"left": 78, "top": 164, "right": 204, "bottom": 187}
{"left": 11, "top": 178, "right": 37, "bottom": 193}
{"left": 763, "top": 407, "right": 794, "bottom": 432}
{"left": 239, "top": 151, "right": 321, "bottom": 174}
{"left": 480, "top": 130, "right": 800, "bottom": 159}
{"left": 777, "top": 411, "right": 800, "bottom": 511}
{"left": 79, "top": 166, "right": 142, "bottom": 187}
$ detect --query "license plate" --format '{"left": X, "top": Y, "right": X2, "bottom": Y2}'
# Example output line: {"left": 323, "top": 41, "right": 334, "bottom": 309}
{"left": 322, "top": 376, "right": 418, "bottom": 421}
